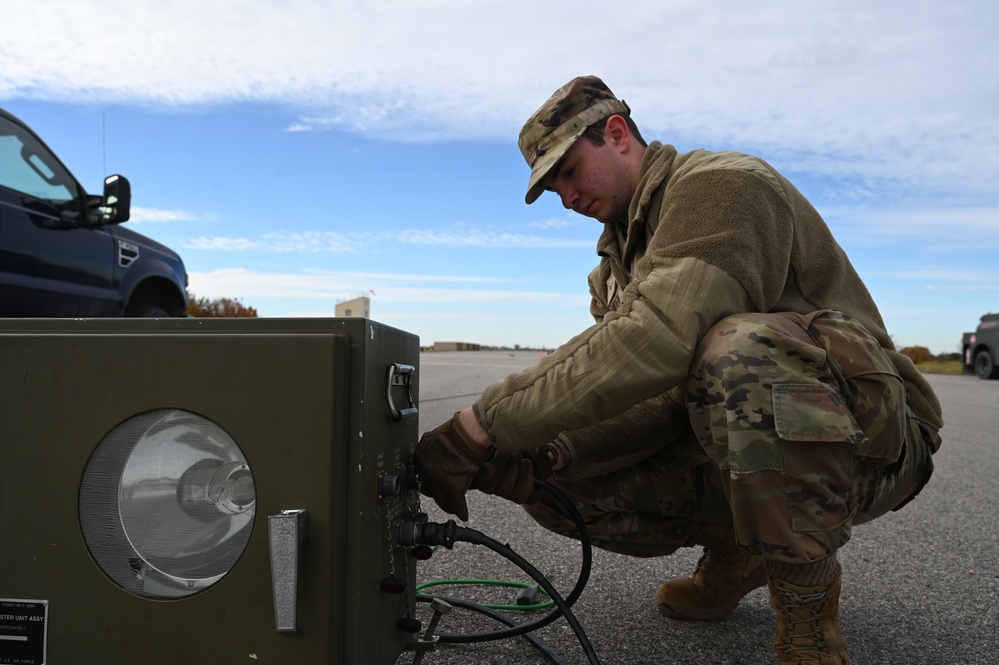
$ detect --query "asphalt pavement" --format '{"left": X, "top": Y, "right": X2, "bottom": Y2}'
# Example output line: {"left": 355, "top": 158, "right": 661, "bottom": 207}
{"left": 397, "top": 351, "right": 998, "bottom": 665}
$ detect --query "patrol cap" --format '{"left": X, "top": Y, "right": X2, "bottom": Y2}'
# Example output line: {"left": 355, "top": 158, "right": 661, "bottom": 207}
{"left": 518, "top": 75, "right": 630, "bottom": 204}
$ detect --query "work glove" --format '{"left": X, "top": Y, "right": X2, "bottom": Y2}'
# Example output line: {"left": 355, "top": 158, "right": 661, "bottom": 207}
{"left": 414, "top": 412, "right": 494, "bottom": 521}
{"left": 470, "top": 443, "right": 560, "bottom": 505}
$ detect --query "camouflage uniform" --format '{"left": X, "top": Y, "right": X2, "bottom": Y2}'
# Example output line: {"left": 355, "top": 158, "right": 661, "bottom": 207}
{"left": 525, "top": 309, "right": 940, "bottom": 564}
{"left": 523, "top": 425, "right": 729, "bottom": 558}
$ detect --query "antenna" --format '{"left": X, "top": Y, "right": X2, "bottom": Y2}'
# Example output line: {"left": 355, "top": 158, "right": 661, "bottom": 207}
{"left": 102, "top": 111, "right": 107, "bottom": 176}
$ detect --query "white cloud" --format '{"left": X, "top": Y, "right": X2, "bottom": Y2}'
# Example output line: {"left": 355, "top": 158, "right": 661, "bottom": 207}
{"left": 528, "top": 218, "right": 586, "bottom": 230}
{"left": 184, "top": 231, "right": 364, "bottom": 253}
{"left": 183, "top": 237, "right": 261, "bottom": 251}
{"left": 181, "top": 226, "right": 593, "bottom": 252}
{"left": 1, "top": 0, "right": 995, "bottom": 203}
{"left": 260, "top": 231, "right": 360, "bottom": 254}
{"left": 398, "top": 229, "right": 592, "bottom": 249}
{"left": 129, "top": 207, "right": 200, "bottom": 223}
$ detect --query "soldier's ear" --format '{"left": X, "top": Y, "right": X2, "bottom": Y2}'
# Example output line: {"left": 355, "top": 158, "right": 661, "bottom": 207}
{"left": 604, "top": 115, "right": 631, "bottom": 152}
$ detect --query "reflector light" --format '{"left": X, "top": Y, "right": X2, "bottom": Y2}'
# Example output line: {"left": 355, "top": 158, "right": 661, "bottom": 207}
{"left": 79, "top": 409, "right": 256, "bottom": 599}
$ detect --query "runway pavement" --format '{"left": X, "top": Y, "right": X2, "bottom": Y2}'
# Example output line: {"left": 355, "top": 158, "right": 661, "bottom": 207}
{"left": 397, "top": 351, "right": 998, "bottom": 665}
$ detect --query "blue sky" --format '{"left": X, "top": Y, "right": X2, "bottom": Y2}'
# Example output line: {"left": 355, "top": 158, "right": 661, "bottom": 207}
{"left": 2, "top": 0, "right": 996, "bottom": 354}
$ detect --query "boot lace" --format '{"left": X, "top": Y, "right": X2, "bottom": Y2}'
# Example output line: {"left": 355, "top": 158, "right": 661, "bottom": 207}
{"left": 774, "top": 586, "right": 830, "bottom": 659}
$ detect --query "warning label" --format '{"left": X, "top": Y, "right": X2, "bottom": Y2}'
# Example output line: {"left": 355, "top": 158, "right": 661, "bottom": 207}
{"left": 0, "top": 599, "right": 46, "bottom": 665}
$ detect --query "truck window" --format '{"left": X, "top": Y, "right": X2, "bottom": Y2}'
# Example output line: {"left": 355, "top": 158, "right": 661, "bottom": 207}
{"left": 0, "top": 116, "right": 82, "bottom": 220}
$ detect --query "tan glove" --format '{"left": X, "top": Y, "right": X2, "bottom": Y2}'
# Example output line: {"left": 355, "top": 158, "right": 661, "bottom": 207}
{"left": 414, "top": 412, "right": 493, "bottom": 521}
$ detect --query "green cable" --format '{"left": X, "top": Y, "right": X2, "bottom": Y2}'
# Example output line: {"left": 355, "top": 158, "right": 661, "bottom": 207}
{"left": 416, "top": 579, "right": 554, "bottom": 612}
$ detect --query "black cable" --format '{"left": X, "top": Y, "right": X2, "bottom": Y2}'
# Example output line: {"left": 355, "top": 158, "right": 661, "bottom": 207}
{"left": 415, "top": 593, "right": 569, "bottom": 665}
{"left": 408, "top": 520, "right": 599, "bottom": 664}
{"left": 407, "top": 478, "right": 591, "bottom": 642}
{"left": 400, "top": 479, "right": 600, "bottom": 663}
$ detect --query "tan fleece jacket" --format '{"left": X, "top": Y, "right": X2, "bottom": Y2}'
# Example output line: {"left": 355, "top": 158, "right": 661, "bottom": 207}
{"left": 477, "top": 142, "right": 943, "bottom": 474}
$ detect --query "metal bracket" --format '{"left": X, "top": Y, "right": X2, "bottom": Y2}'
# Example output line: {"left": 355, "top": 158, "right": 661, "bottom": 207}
{"left": 268, "top": 509, "right": 308, "bottom": 634}
{"left": 386, "top": 363, "right": 418, "bottom": 422}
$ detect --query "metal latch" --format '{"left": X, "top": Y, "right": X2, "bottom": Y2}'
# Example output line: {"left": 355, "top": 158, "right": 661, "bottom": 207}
{"left": 386, "top": 363, "right": 418, "bottom": 422}
{"left": 268, "top": 509, "right": 308, "bottom": 633}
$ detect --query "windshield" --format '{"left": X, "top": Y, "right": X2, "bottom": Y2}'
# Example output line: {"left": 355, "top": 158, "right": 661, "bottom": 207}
{"left": 0, "top": 115, "right": 83, "bottom": 219}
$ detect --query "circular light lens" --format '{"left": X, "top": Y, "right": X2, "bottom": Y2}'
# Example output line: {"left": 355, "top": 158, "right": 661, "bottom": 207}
{"left": 79, "top": 409, "right": 256, "bottom": 599}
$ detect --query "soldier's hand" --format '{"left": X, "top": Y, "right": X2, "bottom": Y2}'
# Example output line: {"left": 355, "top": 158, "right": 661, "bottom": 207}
{"left": 470, "top": 443, "right": 560, "bottom": 505}
{"left": 471, "top": 453, "right": 536, "bottom": 504}
{"left": 414, "top": 412, "right": 493, "bottom": 521}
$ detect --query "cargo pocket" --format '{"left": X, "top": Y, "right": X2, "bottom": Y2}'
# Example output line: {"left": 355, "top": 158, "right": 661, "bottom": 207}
{"left": 835, "top": 367, "right": 906, "bottom": 464}
{"left": 805, "top": 311, "right": 906, "bottom": 464}
{"left": 773, "top": 384, "right": 863, "bottom": 534}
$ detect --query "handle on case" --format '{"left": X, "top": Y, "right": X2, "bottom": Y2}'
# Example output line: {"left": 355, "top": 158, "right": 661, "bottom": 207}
{"left": 268, "top": 509, "right": 308, "bottom": 634}
{"left": 386, "top": 363, "right": 418, "bottom": 422}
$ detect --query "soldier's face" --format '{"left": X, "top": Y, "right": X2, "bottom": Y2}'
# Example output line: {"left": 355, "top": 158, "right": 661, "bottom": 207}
{"left": 542, "top": 126, "right": 635, "bottom": 225}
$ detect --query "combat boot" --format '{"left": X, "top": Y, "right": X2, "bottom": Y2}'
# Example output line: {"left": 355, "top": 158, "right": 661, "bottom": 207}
{"left": 657, "top": 529, "right": 766, "bottom": 620}
{"left": 767, "top": 561, "right": 850, "bottom": 664}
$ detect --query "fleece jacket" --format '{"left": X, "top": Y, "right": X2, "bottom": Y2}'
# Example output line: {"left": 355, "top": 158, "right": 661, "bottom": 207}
{"left": 476, "top": 142, "right": 943, "bottom": 477}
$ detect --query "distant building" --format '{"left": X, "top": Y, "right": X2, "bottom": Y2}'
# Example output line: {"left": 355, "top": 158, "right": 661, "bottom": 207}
{"left": 432, "top": 341, "right": 481, "bottom": 351}
{"left": 335, "top": 296, "right": 370, "bottom": 318}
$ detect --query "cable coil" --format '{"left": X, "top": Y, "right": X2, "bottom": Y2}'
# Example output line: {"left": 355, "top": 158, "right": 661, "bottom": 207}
{"left": 405, "top": 478, "right": 601, "bottom": 664}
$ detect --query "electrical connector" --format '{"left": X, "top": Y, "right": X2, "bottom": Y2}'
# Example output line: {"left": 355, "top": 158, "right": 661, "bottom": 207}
{"left": 397, "top": 519, "right": 481, "bottom": 550}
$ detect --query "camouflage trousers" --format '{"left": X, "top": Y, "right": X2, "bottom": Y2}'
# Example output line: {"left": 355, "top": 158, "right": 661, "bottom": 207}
{"left": 524, "top": 310, "right": 938, "bottom": 564}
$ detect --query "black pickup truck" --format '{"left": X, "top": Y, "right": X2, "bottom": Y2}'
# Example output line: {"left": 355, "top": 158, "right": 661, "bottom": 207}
{"left": 962, "top": 313, "right": 999, "bottom": 380}
{"left": 0, "top": 107, "right": 188, "bottom": 317}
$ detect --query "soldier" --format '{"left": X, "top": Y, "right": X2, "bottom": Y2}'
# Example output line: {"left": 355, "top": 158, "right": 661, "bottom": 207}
{"left": 413, "top": 75, "right": 942, "bottom": 664}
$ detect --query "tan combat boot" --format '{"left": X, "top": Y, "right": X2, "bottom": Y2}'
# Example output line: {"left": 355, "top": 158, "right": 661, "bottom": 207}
{"left": 657, "top": 529, "right": 766, "bottom": 620}
{"left": 767, "top": 559, "right": 851, "bottom": 664}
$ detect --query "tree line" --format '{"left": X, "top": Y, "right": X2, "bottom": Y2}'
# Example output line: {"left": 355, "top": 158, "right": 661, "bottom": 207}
{"left": 185, "top": 292, "right": 257, "bottom": 317}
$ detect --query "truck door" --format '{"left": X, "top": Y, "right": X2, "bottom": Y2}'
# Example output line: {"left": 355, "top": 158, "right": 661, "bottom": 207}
{"left": 0, "top": 113, "right": 118, "bottom": 317}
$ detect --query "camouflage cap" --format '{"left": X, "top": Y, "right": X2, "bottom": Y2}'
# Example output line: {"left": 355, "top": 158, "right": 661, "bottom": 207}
{"left": 518, "top": 75, "right": 630, "bottom": 204}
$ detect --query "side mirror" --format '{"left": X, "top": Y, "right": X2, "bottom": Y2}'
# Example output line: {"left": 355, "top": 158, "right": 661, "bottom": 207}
{"left": 102, "top": 174, "right": 131, "bottom": 224}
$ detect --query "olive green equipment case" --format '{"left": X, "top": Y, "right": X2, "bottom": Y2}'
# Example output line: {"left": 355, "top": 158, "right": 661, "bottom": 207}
{"left": 0, "top": 318, "right": 422, "bottom": 665}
